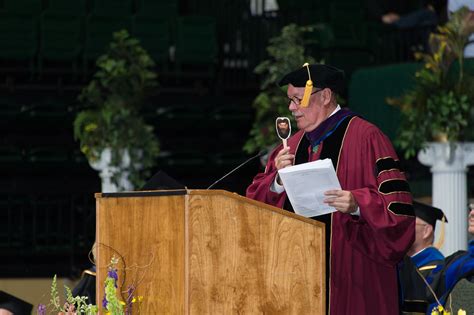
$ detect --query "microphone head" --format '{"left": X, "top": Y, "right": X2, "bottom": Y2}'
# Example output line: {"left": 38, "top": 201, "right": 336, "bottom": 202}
{"left": 207, "top": 150, "right": 267, "bottom": 190}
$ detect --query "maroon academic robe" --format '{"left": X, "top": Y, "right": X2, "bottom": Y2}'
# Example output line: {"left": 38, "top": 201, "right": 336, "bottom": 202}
{"left": 247, "top": 116, "right": 415, "bottom": 315}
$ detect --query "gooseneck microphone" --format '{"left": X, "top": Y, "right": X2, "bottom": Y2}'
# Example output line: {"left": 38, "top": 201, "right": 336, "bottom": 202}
{"left": 207, "top": 149, "right": 269, "bottom": 190}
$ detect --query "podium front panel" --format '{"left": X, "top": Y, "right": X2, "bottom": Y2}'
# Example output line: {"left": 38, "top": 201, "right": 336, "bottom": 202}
{"left": 96, "top": 193, "right": 185, "bottom": 314}
{"left": 186, "top": 192, "right": 325, "bottom": 314}
{"left": 96, "top": 190, "right": 325, "bottom": 314}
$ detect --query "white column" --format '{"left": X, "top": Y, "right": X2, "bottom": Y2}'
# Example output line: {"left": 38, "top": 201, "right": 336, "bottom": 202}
{"left": 89, "top": 148, "right": 133, "bottom": 193}
{"left": 418, "top": 142, "right": 474, "bottom": 255}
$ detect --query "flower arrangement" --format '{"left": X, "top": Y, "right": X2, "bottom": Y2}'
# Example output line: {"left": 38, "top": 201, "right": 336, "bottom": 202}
{"left": 37, "top": 275, "right": 97, "bottom": 315}
{"left": 389, "top": 7, "right": 474, "bottom": 158}
{"left": 74, "top": 30, "right": 159, "bottom": 190}
{"left": 101, "top": 256, "right": 143, "bottom": 315}
{"left": 38, "top": 257, "right": 143, "bottom": 315}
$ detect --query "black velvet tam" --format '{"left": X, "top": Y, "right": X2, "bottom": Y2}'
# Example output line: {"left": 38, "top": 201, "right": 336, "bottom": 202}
{"left": 0, "top": 291, "right": 33, "bottom": 315}
{"left": 413, "top": 200, "right": 447, "bottom": 227}
{"left": 278, "top": 63, "right": 345, "bottom": 94}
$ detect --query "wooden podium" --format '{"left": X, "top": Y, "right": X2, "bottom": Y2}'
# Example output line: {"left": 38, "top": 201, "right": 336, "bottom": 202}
{"left": 96, "top": 190, "right": 325, "bottom": 314}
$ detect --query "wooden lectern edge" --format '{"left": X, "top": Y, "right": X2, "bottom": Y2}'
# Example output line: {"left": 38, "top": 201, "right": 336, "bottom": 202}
{"left": 188, "top": 190, "right": 325, "bottom": 228}
{"left": 95, "top": 189, "right": 324, "bottom": 229}
{"left": 95, "top": 189, "right": 187, "bottom": 198}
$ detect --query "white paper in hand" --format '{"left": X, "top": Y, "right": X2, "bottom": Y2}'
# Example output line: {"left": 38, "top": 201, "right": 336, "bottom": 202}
{"left": 277, "top": 158, "right": 341, "bottom": 217}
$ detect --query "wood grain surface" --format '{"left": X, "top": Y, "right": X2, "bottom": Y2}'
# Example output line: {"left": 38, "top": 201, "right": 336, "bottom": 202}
{"left": 96, "top": 190, "right": 324, "bottom": 314}
{"left": 96, "top": 194, "right": 185, "bottom": 314}
{"left": 187, "top": 191, "right": 324, "bottom": 314}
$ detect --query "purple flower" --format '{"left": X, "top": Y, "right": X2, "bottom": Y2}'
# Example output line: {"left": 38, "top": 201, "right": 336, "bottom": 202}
{"left": 37, "top": 304, "right": 46, "bottom": 315}
{"left": 108, "top": 268, "right": 119, "bottom": 287}
{"left": 108, "top": 268, "right": 118, "bottom": 281}
{"left": 102, "top": 295, "right": 108, "bottom": 309}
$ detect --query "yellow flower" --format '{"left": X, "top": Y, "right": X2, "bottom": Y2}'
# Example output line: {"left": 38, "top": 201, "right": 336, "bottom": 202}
{"left": 458, "top": 309, "right": 466, "bottom": 315}
{"left": 131, "top": 296, "right": 144, "bottom": 303}
{"left": 414, "top": 52, "right": 424, "bottom": 60}
{"left": 432, "top": 305, "right": 444, "bottom": 315}
{"left": 439, "top": 41, "right": 447, "bottom": 51}
{"left": 119, "top": 300, "right": 126, "bottom": 306}
{"left": 85, "top": 123, "right": 98, "bottom": 132}
{"left": 80, "top": 145, "right": 89, "bottom": 155}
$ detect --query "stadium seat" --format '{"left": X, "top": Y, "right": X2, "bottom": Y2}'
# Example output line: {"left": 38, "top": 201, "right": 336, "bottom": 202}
{"left": 91, "top": 0, "right": 133, "bottom": 17}
{"left": 0, "top": 194, "right": 28, "bottom": 250}
{"left": 26, "top": 146, "right": 71, "bottom": 164}
{"left": 3, "top": 0, "right": 42, "bottom": 16}
{"left": 136, "top": 0, "right": 178, "bottom": 18}
{"left": 83, "top": 14, "right": 132, "bottom": 74}
{"left": 348, "top": 63, "right": 422, "bottom": 140}
{"left": 25, "top": 99, "right": 74, "bottom": 130}
{"left": 39, "top": 13, "right": 83, "bottom": 77}
{"left": 0, "top": 14, "right": 38, "bottom": 75}
{"left": 133, "top": 16, "right": 171, "bottom": 69}
{"left": 174, "top": 16, "right": 218, "bottom": 75}
{"left": 46, "top": 0, "right": 87, "bottom": 15}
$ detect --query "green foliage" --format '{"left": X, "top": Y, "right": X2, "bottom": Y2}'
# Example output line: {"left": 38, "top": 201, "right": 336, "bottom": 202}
{"left": 46, "top": 275, "right": 98, "bottom": 314}
{"left": 390, "top": 7, "right": 474, "bottom": 158}
{"left": 244, "top": 24, "right": 317, "bottom": 153}
{"left": 50, "top": 275, "right": 62, "bottom": 311}
{"left": 104, "top": 277, "right": 124, "bottom": 315}
{"left": 74, "top": 30, "right": 159, "bottom": 190}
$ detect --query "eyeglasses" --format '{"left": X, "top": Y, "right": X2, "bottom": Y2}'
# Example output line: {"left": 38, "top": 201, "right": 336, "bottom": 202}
{"left": 287, "top": 89, "right": 323, "bottom": 106}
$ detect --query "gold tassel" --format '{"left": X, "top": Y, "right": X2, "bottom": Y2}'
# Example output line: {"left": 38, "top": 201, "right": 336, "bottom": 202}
{"left": 434, "top": 215, "right": 446, "bottom": 250}
{"left": 300, "top": 63, "right": 313, "bottom": 108}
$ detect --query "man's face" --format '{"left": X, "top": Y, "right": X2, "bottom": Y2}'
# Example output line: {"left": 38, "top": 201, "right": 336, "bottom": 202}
{"left": 413, "top": 217, "right": 429, "bottom": 248}
{"left": 287, "top": 84, "right": 325, "bottom": 132}
{"left": 278, "top": 122, "right": 288, "bottom": 130}
{"left": 469, "top": 207, "right": 474, "bottom": 235}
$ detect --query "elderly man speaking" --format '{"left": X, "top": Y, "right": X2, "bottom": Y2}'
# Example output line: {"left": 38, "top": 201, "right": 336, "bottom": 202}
{"left": 247, "top": 63, "right": 415, "bottom": 315}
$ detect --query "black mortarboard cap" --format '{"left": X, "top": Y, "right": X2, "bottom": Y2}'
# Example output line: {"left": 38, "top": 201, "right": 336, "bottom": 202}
{"left": 413, "top": 201, "right": 447, "bottom": 227}
{"left": 278, "top": 63, "right": 345, "bottom": 95}
{"left": 0, "top": 291, "right": 33, "bottom": 315}
{"left": 140, "top": 170, "right": 185, "bottom": 190}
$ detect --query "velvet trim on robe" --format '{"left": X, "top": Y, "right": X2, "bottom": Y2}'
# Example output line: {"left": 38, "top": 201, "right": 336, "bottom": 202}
{"left": 246, "top": 116, "right": 415, "bottom": 315}
{"left": 399, "top": 247, "right": 445, "bottom": 314}
{"left": 412, "top": 247, "right": 445, "bottom": 269}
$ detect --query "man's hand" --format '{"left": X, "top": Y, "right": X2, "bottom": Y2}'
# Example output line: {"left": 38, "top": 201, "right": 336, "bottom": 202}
{"left": 274, "top": 147, "right": 294, "bottom": 185}
{"left": 275, "top": 147, "right": 294, "bottom": 170}
{"left": 324, "top": 190, "right": 358, "bottom": 214}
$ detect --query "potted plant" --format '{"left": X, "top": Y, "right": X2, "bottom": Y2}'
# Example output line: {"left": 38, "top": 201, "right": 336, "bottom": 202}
{"left": 389, "top": 7, "right": 474, "bottom": 255}
{"left": 74, "top": 30, "right": 159, "bottom": 191}
{"left": 243, "top": 24, "right": 317, "bottom": 155}
{"left": 390, "top": 7, "right": 474, "bottom": 158}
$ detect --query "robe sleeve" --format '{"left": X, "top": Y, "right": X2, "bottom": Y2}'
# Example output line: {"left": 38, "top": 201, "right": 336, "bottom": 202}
{"left": 342, "top": 126, "right": 415, "bottom": 265}
{"left": 246, "top": 144, "right": 287, "bottom": 207}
